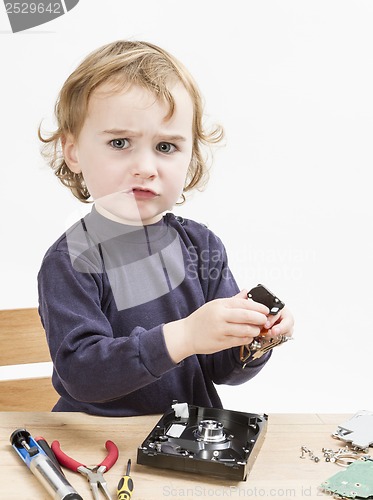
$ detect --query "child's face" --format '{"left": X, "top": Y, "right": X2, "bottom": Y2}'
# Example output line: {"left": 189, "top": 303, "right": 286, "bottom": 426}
{"left": 63, "top": 82, "right": 194, "bottom": 225}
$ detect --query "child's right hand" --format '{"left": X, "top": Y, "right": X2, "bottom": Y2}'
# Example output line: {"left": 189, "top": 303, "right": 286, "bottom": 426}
{"left": 163, "top": 290, "right": 269, "bottom": 364}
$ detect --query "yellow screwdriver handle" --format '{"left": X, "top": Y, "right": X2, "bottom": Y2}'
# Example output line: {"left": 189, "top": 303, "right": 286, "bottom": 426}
{"left": 117, "top": 475, "right": 134, "bottom": 500}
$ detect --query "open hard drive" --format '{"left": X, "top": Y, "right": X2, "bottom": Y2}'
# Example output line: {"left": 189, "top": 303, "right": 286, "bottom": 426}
{"left": 137, "top": 403, "right": 268, "bottom": 481}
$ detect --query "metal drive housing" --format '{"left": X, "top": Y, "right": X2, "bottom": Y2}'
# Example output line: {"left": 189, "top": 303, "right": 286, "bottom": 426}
{"left": 137, "top": 404, "right": 268, "bottom": 481}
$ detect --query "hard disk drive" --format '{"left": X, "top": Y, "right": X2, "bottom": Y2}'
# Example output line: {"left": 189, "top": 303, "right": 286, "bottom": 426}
{"left": 137, "top": 403, "right": 268, "bottom": 481}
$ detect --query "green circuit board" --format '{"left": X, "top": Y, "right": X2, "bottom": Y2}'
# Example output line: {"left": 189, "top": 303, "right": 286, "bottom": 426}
{"left": 320, "top": 460, "right": 373, "bottom": 499}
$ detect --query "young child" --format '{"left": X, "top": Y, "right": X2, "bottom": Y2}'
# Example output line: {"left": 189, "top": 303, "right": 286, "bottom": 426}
{"left": 38, "top": 40, "right": 294, "bottom": 416}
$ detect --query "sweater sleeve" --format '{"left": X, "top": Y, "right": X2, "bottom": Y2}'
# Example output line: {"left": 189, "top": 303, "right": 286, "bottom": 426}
{"left": 38, "top": 249, "right": 177, "bottom": 403}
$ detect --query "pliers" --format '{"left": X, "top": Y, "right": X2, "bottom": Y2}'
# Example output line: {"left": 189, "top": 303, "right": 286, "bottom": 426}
{"left": 51, "top": 439, "right": 119, "bottom": 500}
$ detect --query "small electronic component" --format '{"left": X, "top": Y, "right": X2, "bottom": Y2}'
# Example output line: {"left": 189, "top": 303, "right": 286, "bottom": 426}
{"left": 320, "top": 458, "right": 373, "bottom": 498}
{"left": 247, "top": 284, "right": 285, "bottom": 315}
{"left": 240, "top": 284, "right": 289, "bottom": 366}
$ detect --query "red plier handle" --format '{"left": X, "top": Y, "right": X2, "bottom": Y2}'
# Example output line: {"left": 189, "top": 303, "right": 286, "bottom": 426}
{"left": 51, "top": 440, "right": 119, "bottom": 472}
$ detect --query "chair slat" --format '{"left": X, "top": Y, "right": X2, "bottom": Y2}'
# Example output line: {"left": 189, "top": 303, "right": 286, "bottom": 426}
{"left": 0, "top": 308, "right": 51, "bottom": 365}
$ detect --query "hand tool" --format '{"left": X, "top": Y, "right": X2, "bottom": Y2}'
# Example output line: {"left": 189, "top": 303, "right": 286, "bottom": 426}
{"left": 10, "top": 428, "right": 83, "bottom": 499}
{"left": 117, "top": 459, "right": 134, "bottom": 499}
{"left": 35, "top": 435, "right": 65, "bottom": 474}
{"left": 52, "top": 439, "right": 119, "bottom": 500}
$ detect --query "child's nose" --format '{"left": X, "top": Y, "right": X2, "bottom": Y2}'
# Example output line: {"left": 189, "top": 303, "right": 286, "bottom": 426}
{"left": 130, "top": 151, "right": 158, "bottom": 178}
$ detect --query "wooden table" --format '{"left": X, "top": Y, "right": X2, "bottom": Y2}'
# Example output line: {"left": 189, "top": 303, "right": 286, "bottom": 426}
{"left": 0, "top": 412, "right": 354, "bottom": 499}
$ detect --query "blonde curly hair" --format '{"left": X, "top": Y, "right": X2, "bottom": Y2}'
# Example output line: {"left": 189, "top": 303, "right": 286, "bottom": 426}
{"left": 39, "top": 40, "right": 224, "bottom": 203}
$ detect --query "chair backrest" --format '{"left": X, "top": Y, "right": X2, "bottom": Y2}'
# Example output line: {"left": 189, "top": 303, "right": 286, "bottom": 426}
{"left": 0, "top": 308, "right": 58, "bottom": 411}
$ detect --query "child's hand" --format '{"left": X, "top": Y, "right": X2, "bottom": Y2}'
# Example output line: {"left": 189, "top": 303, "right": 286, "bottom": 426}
{"left": 260, "top": 306, "right": 294, "bottom": 340}
{"left": 163, "top": 289, "right": 270, "bottom": 363}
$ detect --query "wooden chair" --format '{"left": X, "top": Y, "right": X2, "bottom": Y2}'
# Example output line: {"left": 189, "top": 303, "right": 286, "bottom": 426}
{"left": 0, "top": 308, "right": 59, "bottom": 411}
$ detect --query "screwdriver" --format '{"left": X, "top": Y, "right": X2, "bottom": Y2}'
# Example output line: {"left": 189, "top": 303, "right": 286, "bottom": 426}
{"left": 117, "top": 458, "right": 134, "bottom": 499}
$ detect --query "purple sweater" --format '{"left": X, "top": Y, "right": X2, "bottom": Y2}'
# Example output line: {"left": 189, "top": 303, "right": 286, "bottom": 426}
{"left": 38, "top": 209, "right": 270, "bottom": 416}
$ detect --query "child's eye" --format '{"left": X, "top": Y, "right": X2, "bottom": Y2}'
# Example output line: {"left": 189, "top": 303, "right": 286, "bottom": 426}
{"left": 110, "top": 139, "right": 129, "bottom": 149}
{"left": 156, "top": 142, "right": 176, "bottom": 154}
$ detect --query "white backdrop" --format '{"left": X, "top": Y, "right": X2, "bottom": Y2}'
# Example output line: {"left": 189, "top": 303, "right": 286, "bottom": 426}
{"left": 1, "top": 1, "right": 372, "bottom": 413}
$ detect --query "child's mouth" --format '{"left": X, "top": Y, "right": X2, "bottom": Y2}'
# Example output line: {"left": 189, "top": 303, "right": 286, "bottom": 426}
{"left": 131, "top": 188, "right": 158, "bottom": 200}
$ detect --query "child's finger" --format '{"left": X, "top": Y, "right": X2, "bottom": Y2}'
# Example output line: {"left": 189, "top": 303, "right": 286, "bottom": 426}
{"left": 228, "top": 297, "right": 270, "bottom": 315}
{"left": 264, "top": 314, "right": 280, "bottom": 330}
{"left": 224, "top": 323, "right": 262, "bottom": 340}
{"left": 233, "top": 289, "right": 249, "bottom": 300}
{"left": 226, "top": 308, "right": 268, "bottom": 327}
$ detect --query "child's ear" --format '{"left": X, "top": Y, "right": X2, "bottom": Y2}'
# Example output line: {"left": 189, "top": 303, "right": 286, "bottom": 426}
{"left": 62, "top": 133, "right": 81, "bottom": 173}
